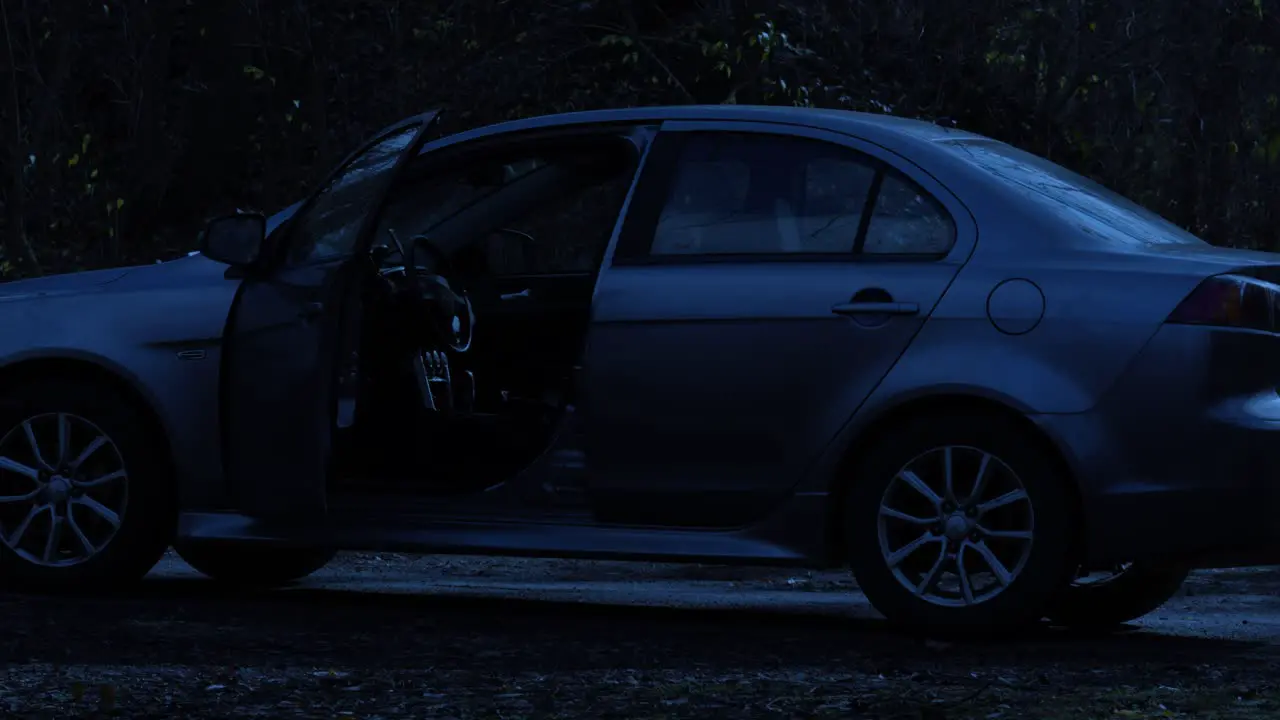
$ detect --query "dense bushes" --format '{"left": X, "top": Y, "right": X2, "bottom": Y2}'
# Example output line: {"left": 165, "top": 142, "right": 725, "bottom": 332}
{"left": 1, "top": 0, "right": 1277, "bottom": 277}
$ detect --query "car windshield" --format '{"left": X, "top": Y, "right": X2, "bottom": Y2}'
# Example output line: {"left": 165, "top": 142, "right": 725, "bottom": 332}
{"left": 945, "top": 139, "right": 1207, "bottom": 249}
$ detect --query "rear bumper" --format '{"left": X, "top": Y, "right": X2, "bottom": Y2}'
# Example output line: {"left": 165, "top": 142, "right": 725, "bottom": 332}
{"left": 1034, "top": 324, "right": 1280, "bottom": 568}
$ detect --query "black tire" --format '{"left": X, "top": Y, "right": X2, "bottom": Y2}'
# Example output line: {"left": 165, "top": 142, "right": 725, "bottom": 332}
{"left": 0, "top": 378, "right": 176, "bottom": 591}
{"left": 845, "top": 410, "right": 1077, "bottom": 639}
{"left": 175, "top": 542, "right": 335, "bottom": 586}
{"left": 1046, "top": 562, "right": 1189, "bottom": 628}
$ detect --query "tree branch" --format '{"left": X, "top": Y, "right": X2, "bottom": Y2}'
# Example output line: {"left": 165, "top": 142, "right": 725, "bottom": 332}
{"left": 0, "top": 0, "right": 41, "bottom": 275}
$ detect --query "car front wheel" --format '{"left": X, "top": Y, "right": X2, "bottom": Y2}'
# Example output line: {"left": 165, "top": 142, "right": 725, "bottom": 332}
{"left": 175, "top": 542, "right": 336, "bottom": 586}
{"left": 846, "top": 411, "right": 1076, "bottom": 638}
{"left": 1046, "top": 561, "right": 1189, "bottom": 628}
{"left": 0, "top": 379, "right": 175, "bottom": 591}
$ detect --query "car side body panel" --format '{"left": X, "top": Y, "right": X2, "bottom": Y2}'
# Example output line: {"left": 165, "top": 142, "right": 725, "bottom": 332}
{"left": 0, "top": 255, "right": 240, "bottom": 509}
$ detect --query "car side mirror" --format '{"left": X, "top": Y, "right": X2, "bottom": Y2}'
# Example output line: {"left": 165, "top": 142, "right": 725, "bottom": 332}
{"left": 200, "top": 212, "right": 266, "bottom": 266}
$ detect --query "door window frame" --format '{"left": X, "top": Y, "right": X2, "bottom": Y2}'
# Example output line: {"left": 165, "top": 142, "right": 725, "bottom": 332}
{"left": 610, "top": 120, "right": 977, "bottom": 267}
{"left": 257, "top": 112, "right": 441, "bottom": 272}
{"left": 372, "top": 121, "right": 656, "bottom": 280}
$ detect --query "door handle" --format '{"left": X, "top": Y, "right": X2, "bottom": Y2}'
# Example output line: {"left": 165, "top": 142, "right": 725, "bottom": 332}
{"left": 499, "top": 289, "right": 531, "bottom": 301}
{"left": 299, "top": 301, "right": 325, "bottom": 319}
{"left": 831, "top": 301, "right": 919, "bottom": 316}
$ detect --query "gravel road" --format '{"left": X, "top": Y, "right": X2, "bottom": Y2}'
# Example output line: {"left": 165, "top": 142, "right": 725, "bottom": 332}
{"left": 2, "top": 552, "right": 1279, "bottom": 718}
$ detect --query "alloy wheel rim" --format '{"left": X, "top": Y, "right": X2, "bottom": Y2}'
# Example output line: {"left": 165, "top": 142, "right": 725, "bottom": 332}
{"left": 876, "top": 445, "right": 1035, "bottom": 607}
{"left": 0, "top": 412, "right": 129, "bottom": 567}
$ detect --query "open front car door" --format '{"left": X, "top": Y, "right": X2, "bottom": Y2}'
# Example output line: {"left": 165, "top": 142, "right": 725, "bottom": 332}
{"left": 218, "top": 111, "right": 442, "bottom": 523}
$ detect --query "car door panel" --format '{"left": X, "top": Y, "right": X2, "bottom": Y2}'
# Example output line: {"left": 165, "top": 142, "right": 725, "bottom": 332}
{"left": 221, "top": 112, "right": 440, "bottom": 522}
{"left": 582, "top": 121, "right": 977, "bottom": 528}
{"left": 586, "top": 262, "right": 962, "bottom": 526}
{"left": 223, "top": 260, "right": 356, "bottom": 520}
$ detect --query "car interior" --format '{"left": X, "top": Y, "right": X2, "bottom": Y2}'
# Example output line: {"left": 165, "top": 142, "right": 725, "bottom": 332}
{"left": 330, "top": 130, "right": 642, "bottom": 500}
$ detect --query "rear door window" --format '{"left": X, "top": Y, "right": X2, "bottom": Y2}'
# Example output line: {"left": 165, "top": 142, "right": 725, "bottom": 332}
{"left": 641, "top": 131, "right": 956, "bottom": 259}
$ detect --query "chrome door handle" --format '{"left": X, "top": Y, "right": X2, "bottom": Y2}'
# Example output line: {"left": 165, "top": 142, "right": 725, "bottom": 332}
{"left": 830, "top": 301, "right": 919, "bottom": 316}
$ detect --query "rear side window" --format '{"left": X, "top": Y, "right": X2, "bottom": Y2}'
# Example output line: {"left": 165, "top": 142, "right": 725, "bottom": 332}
{"left": 644, "top": 132, "right": 956, "bottom": 258}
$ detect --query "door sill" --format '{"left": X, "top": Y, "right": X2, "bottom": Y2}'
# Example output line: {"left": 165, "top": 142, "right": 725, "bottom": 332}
{"left": 329, "top": 490, "right": 596, "bottom": 525}
{"left": 175, "top": 510, "right": 812, "bottom": 565}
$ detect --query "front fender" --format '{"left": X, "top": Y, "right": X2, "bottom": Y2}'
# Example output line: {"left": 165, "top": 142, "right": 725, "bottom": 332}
{"left": 0, "top": 264, "right": 240, "bottom": 510}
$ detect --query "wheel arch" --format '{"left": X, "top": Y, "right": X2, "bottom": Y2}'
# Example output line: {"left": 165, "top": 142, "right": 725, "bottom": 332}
{"left": 0, "top": 354, "right": 177, "bottom": 485}
{"left": 822, "top": 391, "right": 1085, "bottom": 567}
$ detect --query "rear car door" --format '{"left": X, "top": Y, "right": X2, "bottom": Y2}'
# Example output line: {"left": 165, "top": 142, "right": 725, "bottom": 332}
{"left": 221, "top": 112, "right": 439, "bottom": 522}
{"left": 583, "top": 120, "right": 977, "bottom": 527}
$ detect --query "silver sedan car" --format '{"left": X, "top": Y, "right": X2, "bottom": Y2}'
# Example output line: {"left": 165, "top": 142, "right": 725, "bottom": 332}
{"left": 0, "top": 105, "right": 1269, "bottom": 636}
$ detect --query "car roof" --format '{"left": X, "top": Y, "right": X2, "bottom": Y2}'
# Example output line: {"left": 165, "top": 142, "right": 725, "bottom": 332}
{"left": 427, "top": 105, "right": 987, "bottom": 150}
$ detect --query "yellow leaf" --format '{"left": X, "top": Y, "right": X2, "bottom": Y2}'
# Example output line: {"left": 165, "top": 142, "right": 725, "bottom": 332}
{"left": 67, "top": 153, "right": 80, "bottom": 167}
{"left": 116, "top": 198, "right": 124, "bottom": 209}
{"left": 81, "top": 133, "right": 91, "bottom": 153}
{"left": 285, "top": 113, "right": 294, "bottom": 123}
{"left": 1088, "top": 21, "right": 1097, "bottom": 31}
{"left": 90, "top": 169, "right": 99, "bottom": 178}
{"left": 243, "top": 64, "right": 265, "bottom": 80}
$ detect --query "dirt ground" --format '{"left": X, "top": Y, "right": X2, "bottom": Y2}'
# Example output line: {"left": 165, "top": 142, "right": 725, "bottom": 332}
{"left": 3, "top": 553, "right": 1280, "bottom": 719}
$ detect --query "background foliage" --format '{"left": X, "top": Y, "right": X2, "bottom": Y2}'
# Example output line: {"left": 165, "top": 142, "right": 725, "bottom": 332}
{"left": 1, "top": 0, "right": 1277, "bottom": 278}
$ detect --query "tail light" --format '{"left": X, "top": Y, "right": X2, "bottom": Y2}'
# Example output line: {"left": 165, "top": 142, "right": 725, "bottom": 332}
{"left": 1166, "top": 273, "right": 1280, "bottom": 332}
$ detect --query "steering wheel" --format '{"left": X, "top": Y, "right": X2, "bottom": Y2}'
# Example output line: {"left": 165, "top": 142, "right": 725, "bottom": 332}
{"left": 383, "top": 229, "right": 474, "bottom": 353}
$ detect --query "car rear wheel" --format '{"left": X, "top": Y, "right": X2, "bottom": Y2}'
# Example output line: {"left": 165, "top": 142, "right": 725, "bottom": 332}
{"left": 845, "top": 411, "right": 1076, "bottom": 638}
{"left": 0, "top": 379, "right": 175, "bottom": 591}
{"left": 1045, "top": 561, "right": 1189, "bottom": 628}
{"left": 175, "top": 542, "right": 336, "bottom": 586}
